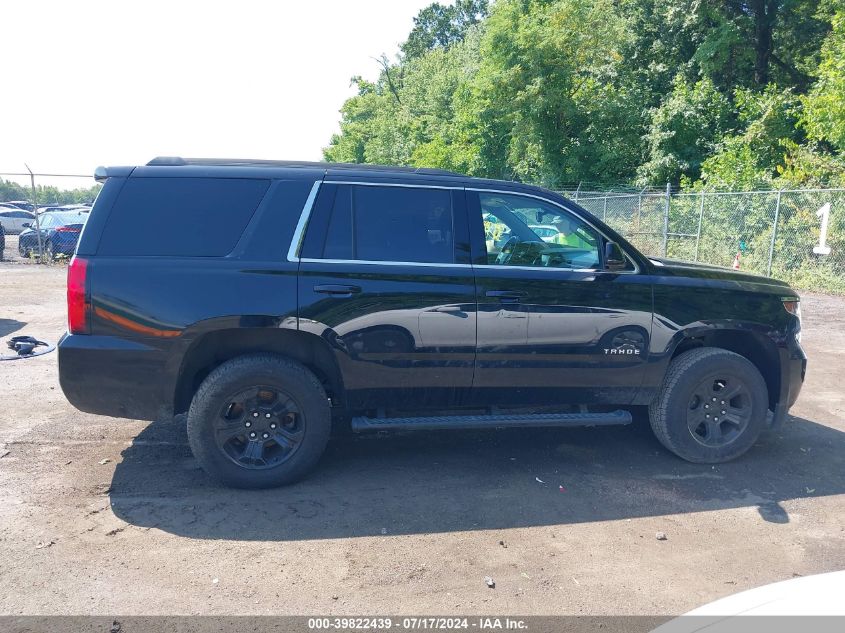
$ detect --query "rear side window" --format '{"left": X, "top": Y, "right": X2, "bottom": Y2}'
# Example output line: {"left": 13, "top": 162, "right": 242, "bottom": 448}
{"left": 302, "top": 184, "right": 455, "bottom": 264}
{"left": 98, "top": 177, "right": 269, "bottom": 256}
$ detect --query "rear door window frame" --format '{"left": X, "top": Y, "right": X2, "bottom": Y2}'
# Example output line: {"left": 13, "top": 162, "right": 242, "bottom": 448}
{"left": 296, "top": 181, "right": 471, "bottom": 267}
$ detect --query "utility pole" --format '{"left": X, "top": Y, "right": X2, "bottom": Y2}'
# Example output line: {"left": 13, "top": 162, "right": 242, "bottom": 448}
{"left": 662, "top": 182, "right": 671, "bottom": 257}
{"left": 766, "top": 190, "right": 782, "bottom": 276}
{"left": 24, "top": 164, "right": 44, "bottom": 263}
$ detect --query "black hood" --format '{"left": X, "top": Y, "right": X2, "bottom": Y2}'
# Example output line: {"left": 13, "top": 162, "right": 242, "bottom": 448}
{"left": 648, "top": 257, "right": 794, "bottom": 292}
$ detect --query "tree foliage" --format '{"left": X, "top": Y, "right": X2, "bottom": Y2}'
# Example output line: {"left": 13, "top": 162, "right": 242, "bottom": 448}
{"left": 802, "top": 2, "right": 845, "bottom": 151}
{"left": 0, "top": 178, "right": 100, "bottom": 206}
{"left": 401, "top": 0, "right": 489, "bottom": 60}
{"left": 325, "top": 0, "right": 845, "bottom": 189}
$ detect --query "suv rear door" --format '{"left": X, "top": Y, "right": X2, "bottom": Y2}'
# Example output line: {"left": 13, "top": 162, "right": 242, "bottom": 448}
{"left": 467, "top": 189, "right": 653, "bottom": 406}
{"left": 295, "top": 178, "right": 476, "bottom": 411}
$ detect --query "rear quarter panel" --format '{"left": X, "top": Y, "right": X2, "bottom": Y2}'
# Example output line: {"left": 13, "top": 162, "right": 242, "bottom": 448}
{"left": 60, "top": 176, "right": 318, "bottom": 420}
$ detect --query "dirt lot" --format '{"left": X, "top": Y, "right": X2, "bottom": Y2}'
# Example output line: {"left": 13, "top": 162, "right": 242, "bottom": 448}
{"left": 0, "top": 248, "right": 843, "bottom": 616}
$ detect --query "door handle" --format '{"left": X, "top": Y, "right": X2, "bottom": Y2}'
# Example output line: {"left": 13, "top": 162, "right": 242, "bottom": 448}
{"left": 313, "top": 284, "right": 361, "bottom": 297}
{"left": 485, "top": 290, "right": 526, "bottom": 303}
{"left": 429, "top": 305, "right": 469, "bottom": 318}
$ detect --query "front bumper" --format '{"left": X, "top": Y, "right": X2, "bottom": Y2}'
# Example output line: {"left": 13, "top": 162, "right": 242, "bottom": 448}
{"left": 770, "top": 337, "right": 806, "bottom": 428}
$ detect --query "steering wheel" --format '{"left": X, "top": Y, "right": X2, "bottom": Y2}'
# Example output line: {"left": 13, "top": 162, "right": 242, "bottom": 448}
{"left": 496, "top": 235, "right": 521, "bottom": 265}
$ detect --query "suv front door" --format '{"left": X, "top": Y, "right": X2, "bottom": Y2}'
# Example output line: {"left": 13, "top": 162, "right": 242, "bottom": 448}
{"left": 468, "top": 189, "right": 653, "bottom": 406}
{"left": 296, "top": 179, "right": 476, "bottom": 411}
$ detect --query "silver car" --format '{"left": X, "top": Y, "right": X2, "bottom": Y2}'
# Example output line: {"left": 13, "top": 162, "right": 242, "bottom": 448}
{"left": 0, "top": 208, "right": 36, "bottom": 234}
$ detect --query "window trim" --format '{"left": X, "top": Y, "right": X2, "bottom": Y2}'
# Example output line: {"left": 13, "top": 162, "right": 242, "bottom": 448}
{"left": 286, "top": 180, "right": 322, "bottom": 262}
{"left": 468, "top": 187, "right": 640, "bottom": 275}
{"left": 287, "top": 181, "right": 639, "bottom": 273}
{"left": 325, "top": 180, "right": 464, "bottom": 190}
{"left": 288, "top": 179, "right": 469, "bottom": 267}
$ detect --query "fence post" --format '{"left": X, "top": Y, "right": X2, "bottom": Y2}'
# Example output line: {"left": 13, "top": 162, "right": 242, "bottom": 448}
{"left": 636, "top": 187, "right": 645, "bottom": 231}
{"left": 574, "top": 182, "right": 581, "bottom": 203}
{"left": 25, "top": 164, "right": 44, "bottom": 263}
{"left": 693, "top": 191, "right": 705, "bottom": 262}
{"left": 766, "top": 189, "right": 782, "bottom": 277}
{"left": 602, "top": 191, "right": 609, "bottom": 222}
{"left": 662, "top": 181, "right": 671, "bottom": 257}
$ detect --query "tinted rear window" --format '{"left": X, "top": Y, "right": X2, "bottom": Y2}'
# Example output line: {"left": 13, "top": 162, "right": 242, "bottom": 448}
{"left": 98, "top": 177, "right": 269, "bottom": 256}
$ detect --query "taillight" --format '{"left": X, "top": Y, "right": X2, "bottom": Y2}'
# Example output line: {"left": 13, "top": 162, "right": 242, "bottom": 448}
{"left": 67, "top": 256, "right": 90, "bottom": 334}
{"left": 55, "top": 226, "right": 81, "bottom": 233}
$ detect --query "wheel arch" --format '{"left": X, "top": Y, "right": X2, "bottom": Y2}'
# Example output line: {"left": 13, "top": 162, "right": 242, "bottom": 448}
{"left": 173, "top": 328, "right": 345, "bottom": 415}
{"left": 669, "top": 327, "right": 781, "bottom": 410}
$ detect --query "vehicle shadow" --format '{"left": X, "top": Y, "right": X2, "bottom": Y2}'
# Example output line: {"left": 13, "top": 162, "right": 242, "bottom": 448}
{"left": 109, "top": 411, "right": 845, "bottom": 541}
{"left": 0, "top": 318, "right": 26, "bottom": 338}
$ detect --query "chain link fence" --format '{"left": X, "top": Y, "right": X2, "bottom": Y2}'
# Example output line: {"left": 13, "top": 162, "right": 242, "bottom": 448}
{"left": 565, "top": 187, "right": 845, "bottom": 294}
{"left": 0, "top": 172, "right": 98, "bottom": 263}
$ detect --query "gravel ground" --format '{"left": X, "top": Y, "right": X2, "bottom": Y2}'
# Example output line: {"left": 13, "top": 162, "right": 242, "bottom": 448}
{"left": 0, "top": 255, "right": 843, "bottom": 616}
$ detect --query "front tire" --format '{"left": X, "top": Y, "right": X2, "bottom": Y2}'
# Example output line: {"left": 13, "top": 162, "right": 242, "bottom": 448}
{"left": 649, "top": 348, "right": 768, "bottom": 463}
{"left": 187, "top": 354, "right": 331, "bottom": 488}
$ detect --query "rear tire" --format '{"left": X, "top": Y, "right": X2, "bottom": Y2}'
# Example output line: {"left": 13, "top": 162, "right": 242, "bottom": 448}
{"left": 649, "top": 348, "right": 768, "bottom": 463}
{"left": 187, "top": 354, "right": 331, "bottom": 488}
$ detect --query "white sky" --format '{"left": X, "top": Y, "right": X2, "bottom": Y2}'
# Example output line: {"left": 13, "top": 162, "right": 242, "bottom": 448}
{"left": 0, "top": 0, "right": 438, "bottom": 189}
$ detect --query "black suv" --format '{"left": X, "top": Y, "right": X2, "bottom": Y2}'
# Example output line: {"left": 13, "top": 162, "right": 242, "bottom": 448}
{"left": 58, "top": 158, "right": 806, "bottom": 488}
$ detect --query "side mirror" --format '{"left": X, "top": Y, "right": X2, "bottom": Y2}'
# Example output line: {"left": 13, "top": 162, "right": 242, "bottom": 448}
{"left": 604, "top": 241, "right": 627, "bottom": 271}
{"left": 22, "top": 222, "right": 31, "bottom": 228}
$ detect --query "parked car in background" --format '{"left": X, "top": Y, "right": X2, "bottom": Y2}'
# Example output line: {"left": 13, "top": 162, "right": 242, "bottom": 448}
{"left": 18, "top": 211, "right": 88, "bottom": 259}
{"left": 528, "top": 224, "right": 561, "bottom": 242}
{"left": 0, "top": 208, "right": 36, "bottom": 234}
{"left": 37, "top": 204, "right": 91, "bottom": 214}
{"left": 2, "top": 200, "right": 36, "bottom": 211}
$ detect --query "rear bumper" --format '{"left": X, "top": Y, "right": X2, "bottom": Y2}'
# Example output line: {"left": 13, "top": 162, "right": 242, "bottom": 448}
{"left": 58, "top": 333, "right": 172, "bottom": 421}
{"left": 51, "top": 235, "right": 80, "bottom": 255}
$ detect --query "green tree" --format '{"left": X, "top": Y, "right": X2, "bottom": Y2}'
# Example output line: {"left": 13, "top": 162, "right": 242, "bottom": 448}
{"left": 0, "top": 178, "right": 100, "bottom": 207}
{"left": 698, "top": 86, "right": 801, "bottom": 189}
{"left": 401, "top": 0, "right": 488, "bottom": 60}
{"left": 802, "top": 4, "right": 845, "bottom": 150}
{"left": 469, "top": 0, "right": 646, "bottom": 185}
{"left": 638, "top": 77, "right": 735, "bottom": 186}
{"left": 325, "top": 0, "right": 845, "bottom": 189}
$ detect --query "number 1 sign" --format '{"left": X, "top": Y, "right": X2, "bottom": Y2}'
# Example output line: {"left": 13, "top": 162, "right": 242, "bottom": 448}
{"left": 814, "top": 203, "right": 832, "bottom": 255}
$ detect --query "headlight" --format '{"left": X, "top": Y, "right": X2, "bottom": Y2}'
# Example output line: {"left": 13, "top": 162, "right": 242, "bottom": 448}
{"left": 782, "top": 297, "right": 801, "bottom": 343}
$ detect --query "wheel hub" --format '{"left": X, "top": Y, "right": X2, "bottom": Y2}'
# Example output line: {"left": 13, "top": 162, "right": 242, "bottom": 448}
{"left": 214, "top": 387, "right": 304, "bottom": 470}
{"left": 686, "top": 376, "right": 752, "bottom": 448}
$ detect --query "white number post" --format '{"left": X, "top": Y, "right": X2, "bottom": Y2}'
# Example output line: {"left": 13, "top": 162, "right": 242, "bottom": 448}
{"left": 814, "top": 203, "right": 832, "bottom": 255}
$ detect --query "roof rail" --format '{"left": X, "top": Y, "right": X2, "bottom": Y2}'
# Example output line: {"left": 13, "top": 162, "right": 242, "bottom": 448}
{"left": 145, "top": 156, "right": 463, "bottom": 177}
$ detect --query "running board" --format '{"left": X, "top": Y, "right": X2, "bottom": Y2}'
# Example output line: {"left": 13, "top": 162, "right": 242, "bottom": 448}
{"left": 351, "top": 410, "right": 632, "bottom": 432}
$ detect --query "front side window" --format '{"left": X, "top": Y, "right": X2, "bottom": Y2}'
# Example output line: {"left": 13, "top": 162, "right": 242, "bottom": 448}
{"left": 480, "top": 193, "right": 601, "bottom": 270}
{"left": 304, "top": 184, "right": 455, "bottom": 264}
